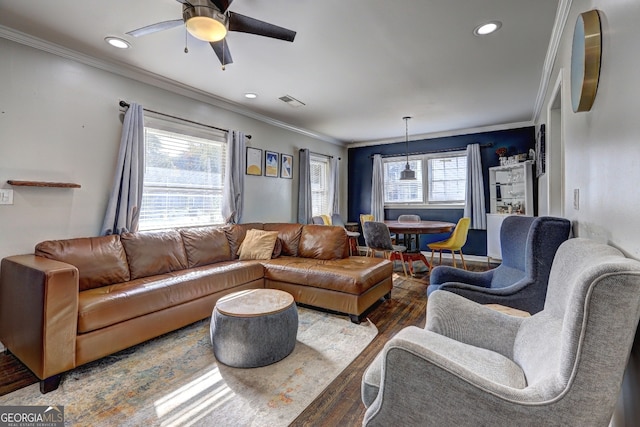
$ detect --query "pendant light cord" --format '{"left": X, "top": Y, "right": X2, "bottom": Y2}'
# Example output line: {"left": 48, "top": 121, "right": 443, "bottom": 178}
{"left": 403, "top": 116, "right": 411, "bottom": 166}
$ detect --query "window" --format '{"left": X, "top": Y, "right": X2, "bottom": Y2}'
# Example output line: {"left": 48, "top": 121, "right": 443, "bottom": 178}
{"left": 384, "top": 152, "right": 466, "bottom": 206}
{"left": 138, "top": 116, "right": 227, "bottom": 231}
{"left": 384, "top": 158, "right": 423, "bottom": 203}
{"left": 428, "top": 156, "right": 467, "bottom": 202}
{"left": 310, "top": 154, "right": 330, "bottom": 216}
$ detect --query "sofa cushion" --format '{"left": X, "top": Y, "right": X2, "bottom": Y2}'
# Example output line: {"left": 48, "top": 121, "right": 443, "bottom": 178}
{"left": 298, "top": 225, "right": 348, "bottom": 260}
{"left": 238, "top": 229, "right": 279, "bottom": 260}
{"left": 35, "top": 235, "right": 130, "bottom": 291}
{"left": 180, "top": 227, "right": 232, "bottom": 268}
{"left": 77, "top": 261, "right": 265, "bottom": 333}
{"left": 263, "top": 256, "right": 392, "bottom": 294}
{"left": 263, "top": 223, "right": 304, "bottom": 257}
{"left": 121, "top": 230, "right": 188, "bottom": 280}
{"left": 223, "top": 223, "right": 264, "bottom": 259}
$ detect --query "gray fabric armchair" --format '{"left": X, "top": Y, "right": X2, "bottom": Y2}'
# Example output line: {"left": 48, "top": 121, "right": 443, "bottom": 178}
{"left": 428, "top": 215, "right": 571, "bottom": 314}
{"left": 362, "top": 238, "right": 640, "bottom": 426}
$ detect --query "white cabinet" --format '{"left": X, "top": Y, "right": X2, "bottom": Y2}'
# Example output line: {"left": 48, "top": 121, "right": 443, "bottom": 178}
{"left": 489, "top": 160, "right": 534, "bottom": 216}
{"left": 487, "top": 161, "right": 534, "bottom": 261}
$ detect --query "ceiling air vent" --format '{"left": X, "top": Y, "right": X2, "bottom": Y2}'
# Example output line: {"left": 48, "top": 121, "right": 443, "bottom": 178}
{"left": 279, "top": 95, "right": 306, "bottom": 108}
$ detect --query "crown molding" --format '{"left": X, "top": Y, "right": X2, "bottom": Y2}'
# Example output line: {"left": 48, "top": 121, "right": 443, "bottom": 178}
{"left": 532, "top": 0, "right": 573, "bottom": 123}
{"left": 0, "top": 25, "right": 344, "bottom": 146}
{"left": 348, "top": 120, "right": 534, "bottom": 148}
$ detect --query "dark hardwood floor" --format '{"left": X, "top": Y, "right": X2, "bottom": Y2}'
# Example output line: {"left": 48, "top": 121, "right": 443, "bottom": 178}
{"left": 290, "top": 272, "right": 429, "bottom": 426}
{"left": 0, "top": 350, "right": 38, "bottom": 396}
{"left": 0, "top": 259, "right": 489, "bottom": 425}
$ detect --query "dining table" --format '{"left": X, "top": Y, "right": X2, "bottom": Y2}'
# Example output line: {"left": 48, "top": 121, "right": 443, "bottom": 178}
{"left": 384, "top": 220, "right": 456, "bottom": 275}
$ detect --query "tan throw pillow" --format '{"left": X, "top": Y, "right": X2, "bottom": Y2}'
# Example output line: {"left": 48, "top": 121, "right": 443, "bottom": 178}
{"left": 237, "top": 229, "right": 279, "bottom": 260}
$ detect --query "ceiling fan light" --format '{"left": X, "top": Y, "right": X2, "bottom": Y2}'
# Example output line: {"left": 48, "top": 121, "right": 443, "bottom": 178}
{"left": 186, "top": 16, "right": 228, "bottom": 42}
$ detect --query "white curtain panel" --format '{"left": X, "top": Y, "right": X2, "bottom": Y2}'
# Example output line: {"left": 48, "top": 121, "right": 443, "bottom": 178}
{"left": 329, "top": 157, "right": 339, "bottom": 215}
{"left": 464, "top": 143, "right": 487, "bottom": 229}
{"left": 297, "top": 148, "right": 313, "bottom": 224}
{"left": 101, "top": 102, "right": 145, "bottom": 235}
{"left": 221, "top": 131, "right": 246, "bottom": 224}
{"left": 371, "top": 154, "right": 385, "bottom": 221}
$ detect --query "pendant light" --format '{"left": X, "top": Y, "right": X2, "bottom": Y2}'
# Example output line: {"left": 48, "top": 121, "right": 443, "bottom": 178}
{"left": 400, "top": 116, "right": 416, "bottom": 180}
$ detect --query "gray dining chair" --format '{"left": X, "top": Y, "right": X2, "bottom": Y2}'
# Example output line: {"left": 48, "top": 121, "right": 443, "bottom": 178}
{"left": 363, "top": 221, "right": 408, "bottom": 276}
{"left": 331, "top": 213, "right": 361, "bottom": 256}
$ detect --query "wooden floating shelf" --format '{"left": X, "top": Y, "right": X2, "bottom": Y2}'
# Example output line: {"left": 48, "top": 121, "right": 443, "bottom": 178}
{"left": 7, "top": 180, "right": 81, "bottom": 188}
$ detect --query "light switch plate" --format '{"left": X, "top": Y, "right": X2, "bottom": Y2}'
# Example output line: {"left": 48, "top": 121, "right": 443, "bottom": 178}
{"left": 0, "top": 189, "right": 14, "bottom": 205}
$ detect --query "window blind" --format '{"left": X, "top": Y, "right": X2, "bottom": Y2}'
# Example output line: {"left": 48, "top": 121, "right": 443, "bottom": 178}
{"left": 139, "top": 123, "right": 227, "bottom": 231}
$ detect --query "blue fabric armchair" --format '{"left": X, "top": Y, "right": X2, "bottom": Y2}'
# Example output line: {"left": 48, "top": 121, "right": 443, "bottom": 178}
{"left": 427, "top": 215, "right": 571, "bottom": 314}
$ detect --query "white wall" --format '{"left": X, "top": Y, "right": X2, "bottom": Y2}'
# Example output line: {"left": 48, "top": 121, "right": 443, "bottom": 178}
{"left": 537, "top": 1, "right": 640, "bottom": 424}
{"left": 0, "top": 37, "right": 347, "bottom": 262}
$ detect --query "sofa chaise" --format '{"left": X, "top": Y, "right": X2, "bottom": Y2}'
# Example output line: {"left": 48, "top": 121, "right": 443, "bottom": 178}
{"left": 0, "top": 222, "right": 392, "bottom": 393}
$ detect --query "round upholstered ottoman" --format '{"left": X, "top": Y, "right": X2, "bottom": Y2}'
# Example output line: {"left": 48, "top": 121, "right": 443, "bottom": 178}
{"left": 210, "top": 289, "right": 298, "bottom": 368}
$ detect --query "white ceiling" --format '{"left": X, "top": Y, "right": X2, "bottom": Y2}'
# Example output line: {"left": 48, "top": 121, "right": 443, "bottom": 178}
{"left": 0, "top": 0, "right": 559, "bottom": 145}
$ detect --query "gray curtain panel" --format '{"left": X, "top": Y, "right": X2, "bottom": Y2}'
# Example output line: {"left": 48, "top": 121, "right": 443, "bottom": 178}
{"left": 297, "top": 148, "right": 312, "bottom": 224}
{"left": 371, "top": 154, "right": 385, "bottom": 221}
{"left": 464, "top": 143, "right": 486, "bottom": 229}
{"left": 101, "top": 102, "right": 145, "bottom": 235}
{"left": 221, "top": 130, "right": 246, "bottom": 224}
{"left": 329, "top": 156, "right": 339, "bottom": 215}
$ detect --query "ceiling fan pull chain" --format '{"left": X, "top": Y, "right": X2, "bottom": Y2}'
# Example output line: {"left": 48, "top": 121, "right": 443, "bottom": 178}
{"left": 221, "top": 41, "right": 226, "bottom": 71}
{"left": 184, "top": 29, "right": 189, "bottom": 53}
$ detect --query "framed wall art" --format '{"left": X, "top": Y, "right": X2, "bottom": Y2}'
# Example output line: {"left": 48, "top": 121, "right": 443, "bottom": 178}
{"left": 265, "top": 150, "right": 279, "bottom": 177}
{"left": 280, "top": 154, "right": 293, "bottom": 179}
{"left": 246, "top": 147, "right": 263, "bottom": 176}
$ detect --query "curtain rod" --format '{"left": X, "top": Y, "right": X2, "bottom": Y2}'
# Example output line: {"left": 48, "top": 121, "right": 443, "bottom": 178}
{"left": 119, "top": 100, "right": 252, "bottom": 139}
{"left": 300, "top": 149, "right": 341, "bottom": 161}
{"left": 370, "top": 142, "right": 493, "bottom": 158}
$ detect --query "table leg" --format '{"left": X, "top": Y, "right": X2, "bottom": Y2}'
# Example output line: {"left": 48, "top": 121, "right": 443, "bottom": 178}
{"left": 403, "top": 252, "right": 431, "bottom": 276}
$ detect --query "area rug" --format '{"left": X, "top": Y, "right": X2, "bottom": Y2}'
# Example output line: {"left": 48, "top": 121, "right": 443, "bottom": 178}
{"left": 0, "top": 307, "right": 377, "bottom": 426}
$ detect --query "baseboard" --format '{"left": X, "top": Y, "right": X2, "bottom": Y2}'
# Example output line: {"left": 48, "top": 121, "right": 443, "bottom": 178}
{"left": 433, "top": 252, "right": 492, "bottom": 264}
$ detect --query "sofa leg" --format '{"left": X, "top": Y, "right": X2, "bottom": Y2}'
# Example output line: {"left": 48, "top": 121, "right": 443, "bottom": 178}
{"left": 40, "top": 375, "right": 62, "bottom": 394}
{"left": 383, "top": 291, "right": 392, "bottom": 300}
{"left": 349, "top": 314, "right": 362, "bottom": 324}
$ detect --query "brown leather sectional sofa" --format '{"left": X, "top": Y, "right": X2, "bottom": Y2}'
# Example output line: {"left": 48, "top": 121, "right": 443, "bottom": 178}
{"left": 0, "top": 222, "right": 392, "bottom": 393}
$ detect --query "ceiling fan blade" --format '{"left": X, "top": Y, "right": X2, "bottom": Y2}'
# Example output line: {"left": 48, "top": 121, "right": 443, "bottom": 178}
{"left": 174, "top": 0, "right": 193, "bottom": 5}
{"left": 126, "top": 19, "right": 184, "bottom": 37}
{"left": 210, "top": 0, "right": 233, "bottom": 13}
{"left": 210, "top": 39, "right": 233, "bottom": 66}
{"left": 228, "top": 12, "right": 296, "bottom": 42}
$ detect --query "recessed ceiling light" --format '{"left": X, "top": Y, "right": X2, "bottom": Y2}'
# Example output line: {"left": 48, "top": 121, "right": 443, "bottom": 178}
{"left": 474, "top": 21, "right": 502, "bottom": 36}
{"left": 244, "top": 93, "right": 258, "bottom": 99}
{"left": 105, "top": 37, "right": 131, "bottom": 49}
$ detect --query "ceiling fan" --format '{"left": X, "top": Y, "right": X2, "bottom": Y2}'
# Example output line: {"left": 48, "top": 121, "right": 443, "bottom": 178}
{"left": 126, "top": 0, "right": 296, "bottom": 69}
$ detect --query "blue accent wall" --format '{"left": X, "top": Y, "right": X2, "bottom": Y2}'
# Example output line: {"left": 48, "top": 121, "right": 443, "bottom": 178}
{"left": 347, "top": 126, "right": 536, "bottom": 256}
